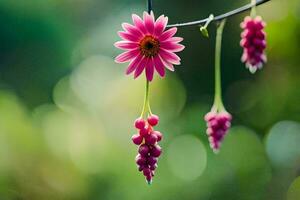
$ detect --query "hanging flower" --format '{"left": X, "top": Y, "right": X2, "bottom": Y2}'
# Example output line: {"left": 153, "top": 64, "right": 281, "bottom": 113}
{"left": 205, "top": 111, "right": 232, "bottom": 152}
{"left": 240, "top": 16, "right": 267, "bottom": 73}
{"left": 114, "top": 11, "right": 185, "bottom": 81}
{"left": 203, "top": 20, "right": 232, "bottom": 153}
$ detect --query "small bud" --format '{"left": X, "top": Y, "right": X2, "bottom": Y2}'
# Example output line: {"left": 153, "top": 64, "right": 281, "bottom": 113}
{"left": 200, "top": 26, "right": 209, "bottom": 38}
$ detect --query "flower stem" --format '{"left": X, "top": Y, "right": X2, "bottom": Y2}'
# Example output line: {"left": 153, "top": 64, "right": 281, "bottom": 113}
{"left": 251, "top": 0, "right": 257, "bottom": 17}
{"left": 213, "top": 20, "right": 226, "bottom": 112}
{"left": 167, "top": 0, "right": 270, "bottom": 28}
{"left": 140, "top": 80, "right": 152, "bottom": 118}
{"left": 147, "top": 0, "right": 153, "bottom": 13}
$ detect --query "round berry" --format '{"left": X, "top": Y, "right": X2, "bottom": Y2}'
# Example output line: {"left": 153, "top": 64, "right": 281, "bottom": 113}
{"left": 138, "top": 144, "right": 150, "bottom": 156}
{"left": 150, "top": 164, "right": 157, "bottom": 170}
{"left": 145, "top": 133, "right": 158, "bottom": 145}
{"left": 134, "top": 118, "right": 146, "bottom": 129}
{"left": 153, "top": 131, "right": 163, "bottom": 142}
{"left": 147, "top": 115, "right": 159, "bottom": 126}
{"left": 138, "top": 165, "right": 146, "bottom": 171}
{"left": 150, "top": 145, "right": 162, "bottom": 157}
{"left": 147, "top": 156, "right": 157, "bottom": 166}
{"left": 131, "top": 134, "right": 143, "bottom": 145}
{"left": 139, "top": 126, "right": 149, "bottom": 137}
{"left": 135, "top": 154, "right": 146, "bottom": 166}
{"left": 143, "top": 168, "right": 151, "bottom": 176}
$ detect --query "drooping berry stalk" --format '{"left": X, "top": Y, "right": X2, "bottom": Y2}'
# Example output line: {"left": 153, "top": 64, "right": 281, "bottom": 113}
{"left": 240, "top": 0, "right": 267, "bottom": 73}
{"left": 131, "top": 80, "right": 163, "bottom": 184}
{"left": 204, "top": 20, "right": 232, "bottom": 153}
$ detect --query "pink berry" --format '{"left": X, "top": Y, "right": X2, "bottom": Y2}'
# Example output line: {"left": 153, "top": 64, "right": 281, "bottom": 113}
{"left": 147, "top": 115, "right": 159, "bottom": 126}
{"left": 138, "top": 165, "right": 147, "bottom": 171}
{"left": 139, "top": 126, "right": 149, "bottom": 137}
{"left": 143, "top": 168, "right": 151, "bottom": 176}
{"left": 131, "top": 134, "right": 143, "bottom": 145}
{"left": 150, "top": 145, "right": 162, "bottom": 157}
{"left": 145, "top": 133, "right": 158, "bottom": 145}
{"left": 152, "top": 131, "right": 163, "bottom": 142}
{"left": 147, "top": 156, "right": 157, "bottom": 166}
{"left": 135, "top": 154, "right": 147, "bottom": 166}
{"left": 138, "top": 144, "right": 150, "bottom": 156}
{"left": 150, "top": 164, "right": 157, "bottom": 170}
{"left": 134, "top": 118, "right": 146, "bottom": 129}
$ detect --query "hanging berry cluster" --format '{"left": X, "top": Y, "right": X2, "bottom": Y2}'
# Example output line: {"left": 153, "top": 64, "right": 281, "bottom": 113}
{"left": 240, "top": 16, "right": 267, "bottom": 73}
{"left": 114, "top": 0, "right": 269, "bottom": 184}
{"left": 132, "top": 115, "right": 162, "bottom": 184}
{"left": 205, "top": 111, "right": 232, "bottom": 152}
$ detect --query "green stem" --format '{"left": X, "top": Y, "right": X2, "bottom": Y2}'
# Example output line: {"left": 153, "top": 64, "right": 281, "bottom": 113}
{"left": 213, "top": 20, "right": 226, "bottom": 112}
{"left": 140, "top": 80, "right": 152, "bottom": 118}
{"left": 250, "top": 0, "right": 257, "bottom": 18}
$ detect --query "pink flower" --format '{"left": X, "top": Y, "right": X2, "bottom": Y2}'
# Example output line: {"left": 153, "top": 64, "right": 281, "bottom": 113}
{"left": 114, "top": 11, "right": 185, "bottom": 81}
{"left": 240, "top": 16, "right": 267, "bottom": 73}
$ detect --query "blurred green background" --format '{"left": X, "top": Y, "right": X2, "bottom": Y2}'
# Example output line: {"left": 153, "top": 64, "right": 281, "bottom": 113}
{"left": 0, "top": 0, "right": 300, "bottom": 199}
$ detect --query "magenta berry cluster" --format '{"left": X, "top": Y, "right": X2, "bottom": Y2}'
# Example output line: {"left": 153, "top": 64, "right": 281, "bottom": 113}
{"left": 240, "top": 16, "right": 267, "bottom": 73}
{"left": 131, "top": 114, "right": 163, "bottom": 184}
{"left": 205, "top": 111, "right": 232, "bottom": 152}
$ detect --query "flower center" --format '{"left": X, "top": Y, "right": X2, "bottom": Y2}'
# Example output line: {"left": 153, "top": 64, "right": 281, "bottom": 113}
{"left": 139, "top": 36, "right": 160, "bottom": 58}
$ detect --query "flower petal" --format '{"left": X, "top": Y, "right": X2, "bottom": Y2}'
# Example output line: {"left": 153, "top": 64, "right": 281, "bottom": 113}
{"left": 153, "top": 56, "right": 165, "bottom": 77}
{"left": 114, "top": 41, "right": 139, "bottom": 50}
{"left": 145, "top": 58, "right": 154, "bottom": 81}
{"left": 115, "top": 49, "right": 140, "bottom": 63}
{"left": 118, "top": 31, "right": 140, "bottom": 42}
{"left": 143, "top": 11, "right": 155, "bottom": 34}
{"left": 134, "top": 57, "right": 148, "bottom": 79}
{"left": 165, "top": 37, "right": 183, "bottom": 43}
{"left": 132, "top": 14, "right": 147, "bottom": 34}
{"left": 154, "top": 15, "right": 168, "bottom": 37}
{"left": 122, "top": 23, "right": 143, "bottom": 38}
{"left": 159, "top": 49, "right": 181, "bottom": 65}
{"left": 160, "top": 42, "right": 185, "bottom": 52}
{"left": 126, "top": 54, "right": 143, "bottom": 75}
{"left": 159, "top": 27, "right": 177, "bottom": 41}
{"left": 164, "top": 61, "right": 175, "bottom": 71}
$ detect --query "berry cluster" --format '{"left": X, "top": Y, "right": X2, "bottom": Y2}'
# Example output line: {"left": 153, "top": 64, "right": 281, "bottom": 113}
{"left": 131, "top": 114, "right": 163, "bottom": 184}
{"left": 240, "top": 16, "right": 267, "bottom": 73}
{"left": 205, "top": 111, "right": 232, "bottom": 153}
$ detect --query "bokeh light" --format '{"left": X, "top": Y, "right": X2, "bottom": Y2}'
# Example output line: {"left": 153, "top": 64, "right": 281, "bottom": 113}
{"left": 167, "top": 135, "right": 207, "bottom": 181}
{"left": 287, "top": 176, "right": 300, "bottom": 200}
{"left": 266, "top": 121, "right": 300, "bottom": 169}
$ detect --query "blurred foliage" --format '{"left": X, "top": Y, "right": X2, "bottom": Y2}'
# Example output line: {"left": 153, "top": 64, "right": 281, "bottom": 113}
{"left": 0, "top": 0, "right": 300, "bottom": 199}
